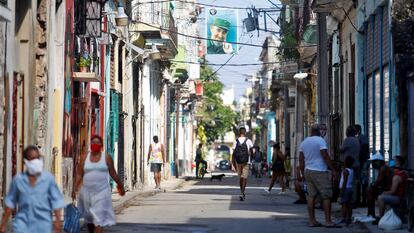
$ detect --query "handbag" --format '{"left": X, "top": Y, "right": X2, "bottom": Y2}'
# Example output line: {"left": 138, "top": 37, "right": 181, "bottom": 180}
{"left": 63, "top": 203, "right": 81, "bottom": 233}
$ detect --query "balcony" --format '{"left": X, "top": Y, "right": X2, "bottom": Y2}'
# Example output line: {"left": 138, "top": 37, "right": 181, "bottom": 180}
{"left": 280, "top": 0, "right": 298, "bottom": 5}
{"left": 312, "top": 0, "right": 349, "bottom": 13}
{"left": 298, "top": 24, "right": 317, "bottom": 62}
{"left": 133, "top": 4, "right": 178, "bottom": 59}
{"left": 281, "top": 60, "right": 298, "bottom": 75}
{"left": 0, "top": 0, "right": 11, "bottom": 22}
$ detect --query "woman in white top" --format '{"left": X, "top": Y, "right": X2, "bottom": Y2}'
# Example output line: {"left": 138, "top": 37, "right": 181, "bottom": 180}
{"left": 73, "top": 135, "right": 125, "bottom": 233}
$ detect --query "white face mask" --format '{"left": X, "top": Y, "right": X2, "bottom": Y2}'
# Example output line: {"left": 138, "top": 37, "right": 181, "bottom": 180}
{"left": 24, "top": 159, "right": 43, "bottom": 175}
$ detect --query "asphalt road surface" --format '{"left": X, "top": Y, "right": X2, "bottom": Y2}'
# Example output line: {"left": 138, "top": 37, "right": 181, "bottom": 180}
{"left": 100, "top": 172, "right": 370, "bottom": 233}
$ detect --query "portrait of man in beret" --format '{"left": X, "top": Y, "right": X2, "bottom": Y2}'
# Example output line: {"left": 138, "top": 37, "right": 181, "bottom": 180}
{"left": 207, "top": 17, "right": 234, "bottom": 54}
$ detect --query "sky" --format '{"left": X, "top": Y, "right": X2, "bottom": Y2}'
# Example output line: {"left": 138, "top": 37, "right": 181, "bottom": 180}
{"left": 198, "top": 0, "right": 281, "bottom": 102}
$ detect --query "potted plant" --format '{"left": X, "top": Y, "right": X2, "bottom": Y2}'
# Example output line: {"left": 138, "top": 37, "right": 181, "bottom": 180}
{"left": 78, "top": 56, "right": 91, "bottom": 72}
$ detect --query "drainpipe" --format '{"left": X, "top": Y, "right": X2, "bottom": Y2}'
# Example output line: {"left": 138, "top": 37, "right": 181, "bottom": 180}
{"left": 379, "top": 8, "right": 384, "bottom": 157}
{"left": 387, "top": 3, "right": 393, "bottom": 158}
{"left": 409, "top": 82, "right": 414, "bottom": 169}
{"left": 174, "top": 86, "right": 180, "bottom": 178}
{"left": 371, "top": 15, "right": 376, "bottom": 153}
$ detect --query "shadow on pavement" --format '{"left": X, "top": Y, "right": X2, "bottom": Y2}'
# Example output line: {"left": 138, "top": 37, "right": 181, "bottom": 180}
{"left": 104, "top": 217, "right": 368, "bottom": 233}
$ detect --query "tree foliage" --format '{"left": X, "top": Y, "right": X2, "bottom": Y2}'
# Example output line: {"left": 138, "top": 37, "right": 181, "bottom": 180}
{"left": 198, "top": 64, "right": 238, "bottom": 143}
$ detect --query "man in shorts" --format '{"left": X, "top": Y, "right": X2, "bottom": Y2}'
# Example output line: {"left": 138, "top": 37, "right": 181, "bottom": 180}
{"left": 232, "top": 127, "right": 253, "bottom": 201}
{"left": 299, "top": 124, "right": 339, "bottom": 228}
{"left": 147, "top": 136, "right": 165, "bottom": 191}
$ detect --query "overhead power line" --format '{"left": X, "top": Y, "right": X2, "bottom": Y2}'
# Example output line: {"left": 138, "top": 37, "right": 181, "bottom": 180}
{"left": 135, "top": 0, "right": 283, "bottom": 10}
{"left": 130, "top": 21, "right": 317, "bottom": 50}
{"left": 171, "top": 60, "right": 296, "bottom": 66}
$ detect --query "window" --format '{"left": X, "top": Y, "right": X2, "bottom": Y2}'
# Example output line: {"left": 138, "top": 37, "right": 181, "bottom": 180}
{"left": 383, "top": 67, "right": 390, "bottom": 159}
{"left": 75, "top": 0, "right": 104, "bottom": 37}
{"left": 0, "top": 0, "right": 6, "bottom": 7}
{"left": 368, "top": 75, "right": 373, "bottom": 150}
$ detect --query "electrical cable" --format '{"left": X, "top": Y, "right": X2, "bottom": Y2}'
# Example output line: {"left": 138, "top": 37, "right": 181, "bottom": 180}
{"left": 134, "top": 0, "right": 282, "bottom": 10}
{"left": 130, "top": 21, "right": 316, "bottom": 49}
{"left": 341, "top": 7, "right": 362, "bottom": 33}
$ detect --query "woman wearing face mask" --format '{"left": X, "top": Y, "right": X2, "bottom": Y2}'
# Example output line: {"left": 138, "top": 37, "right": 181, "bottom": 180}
{"left": 0, "top": 145, "right": 65, "bottom": 233}
{"left": 72, "top": 135, "right": 125, "bottom": 233}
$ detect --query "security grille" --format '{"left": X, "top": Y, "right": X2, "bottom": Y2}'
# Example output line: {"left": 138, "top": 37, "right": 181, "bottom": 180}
{"left": 75, "top": 0, "right": 104, "bottom": 37}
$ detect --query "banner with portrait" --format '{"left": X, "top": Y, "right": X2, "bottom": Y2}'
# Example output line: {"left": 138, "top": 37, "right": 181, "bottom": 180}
{"left": 206, "top": 8, "right": 238, "bottom": 55}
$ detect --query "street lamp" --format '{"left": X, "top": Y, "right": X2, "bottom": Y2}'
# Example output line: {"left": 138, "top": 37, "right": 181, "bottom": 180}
{"left": 115, "top": 3, "right": 128, "bottom": 27}
{"left": 293, "top": 72, "right": 308, "bottom": 80}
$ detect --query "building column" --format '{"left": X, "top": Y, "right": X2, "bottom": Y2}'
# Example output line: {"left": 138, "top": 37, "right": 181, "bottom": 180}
{"left": 316, "top": 12, "right": 329, "bottom": 125}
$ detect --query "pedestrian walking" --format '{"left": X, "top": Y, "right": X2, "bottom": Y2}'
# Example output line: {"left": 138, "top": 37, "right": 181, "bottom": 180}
{"left": 265, "top": 143, "right": 286, "bottom": 194}
{"left": 252, "top": 146, "right": 263, "bottom": 178}
{"left": 299, "top": 124, "right": 340, "bottom": 228}
{"left": 0, "top": 145, "right": 65, "bottom": 233}
{"left": 195, "top": 143, "right": 207, "bottom": 178}
{"left": 231, "top": 127, "right": 253, "bottom": 201}
{"left": 338, "top": 156, "right": 355, "bottom": 225}
{"left": 284, "top": 147, "right": 292, "bottom": 188}
{"left": 147, "top": 136, "right": 166, "bottom": 191}
{"left": 340, "top": 125, "right": 360, "bottom": 206}
{"left": 72, "top": 135, "right": 125, "bottom": 233}
{"left": 355, "top": 124, "right": 369, "bottom": 206}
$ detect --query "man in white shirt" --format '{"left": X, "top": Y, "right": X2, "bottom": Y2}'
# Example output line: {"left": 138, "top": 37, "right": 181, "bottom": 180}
{"left": 299, "top": 124, "right": 338, "bottom": 228}
{"left": 232, "top": 127, "right": 253, "bottom": 201}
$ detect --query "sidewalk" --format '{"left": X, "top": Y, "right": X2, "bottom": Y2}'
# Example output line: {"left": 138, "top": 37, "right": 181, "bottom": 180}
{"left": 352, "top": 207, "right": 410, "bottom": 233}
{"left": 111, "top": 177, "right": 187, "bottom": 213}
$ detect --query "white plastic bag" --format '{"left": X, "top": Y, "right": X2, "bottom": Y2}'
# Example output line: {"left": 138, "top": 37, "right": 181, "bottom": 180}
{"left": 378, "top": 209, "right": 402, "bottom": 231}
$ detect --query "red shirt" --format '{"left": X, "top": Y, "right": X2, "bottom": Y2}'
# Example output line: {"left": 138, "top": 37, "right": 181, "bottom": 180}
{"left": 394, "top": 170, "right": 408, "bottom": 198}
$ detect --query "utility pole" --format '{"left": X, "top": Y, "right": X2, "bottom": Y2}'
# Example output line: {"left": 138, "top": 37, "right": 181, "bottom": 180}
{"left": 174, "top": 86, "right": 180, "bottom": 178}
{"left": 316, "top": 13, "right": 329, "bottom": 126}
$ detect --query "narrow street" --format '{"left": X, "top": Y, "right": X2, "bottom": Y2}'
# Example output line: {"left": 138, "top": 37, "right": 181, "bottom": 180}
{"left": 104, "top": 173, "right": 369, "bottom": 233}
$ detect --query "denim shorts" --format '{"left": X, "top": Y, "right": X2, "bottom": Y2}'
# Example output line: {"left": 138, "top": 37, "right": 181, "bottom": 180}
{"left": 381, "top": 194, "right": 401, "bottom": 206}
{"left": 340, "top": 188, "right": 353, "bottom": 204}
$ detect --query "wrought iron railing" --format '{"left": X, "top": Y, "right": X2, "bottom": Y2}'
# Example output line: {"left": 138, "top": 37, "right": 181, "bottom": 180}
{"left": 168, "top": 12, "right": 178, "bottom": 47}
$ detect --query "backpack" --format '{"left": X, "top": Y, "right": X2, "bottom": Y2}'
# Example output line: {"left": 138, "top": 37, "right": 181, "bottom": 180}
{"left": 234, "top": 139, "right": 249, "bottom": 164}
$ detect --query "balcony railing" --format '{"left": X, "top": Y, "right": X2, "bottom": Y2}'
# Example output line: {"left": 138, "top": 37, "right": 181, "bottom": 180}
{"left": 168, "top": 13, "right": 178, "bottom": 48}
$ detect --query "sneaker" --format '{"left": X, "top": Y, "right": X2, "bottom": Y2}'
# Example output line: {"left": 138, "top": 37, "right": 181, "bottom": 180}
{"left": 239, "top": 193, "right": 246, "bottom": 201}
{"left": 264, "top": 188, "right": 271, "bottom": 194}
{"left": 278, "top": 191, "right": 285, "bottom": 195}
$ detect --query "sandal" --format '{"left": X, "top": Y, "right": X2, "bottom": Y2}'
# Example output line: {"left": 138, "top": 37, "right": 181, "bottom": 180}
{"left": 309, "top": 222, "right": 323, "bottom": 227}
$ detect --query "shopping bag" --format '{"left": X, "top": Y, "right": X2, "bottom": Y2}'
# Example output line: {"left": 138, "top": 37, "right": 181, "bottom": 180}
{"left": 378, "top": 209, "right": 402, "bottom": 231}
{"left": 63, "top": 203, "right": 81, "bottom": 233}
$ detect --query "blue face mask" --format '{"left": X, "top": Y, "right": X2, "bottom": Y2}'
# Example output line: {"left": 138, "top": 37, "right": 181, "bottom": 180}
{"left": 389, "top": 160, "right": 395, "bottom": 167}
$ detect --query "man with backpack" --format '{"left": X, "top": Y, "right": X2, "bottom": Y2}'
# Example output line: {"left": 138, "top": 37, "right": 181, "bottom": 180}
{"left": 232, "top": 127, "right": 254, "bottom": 201}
